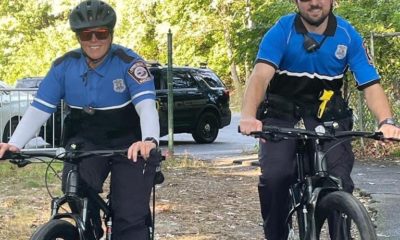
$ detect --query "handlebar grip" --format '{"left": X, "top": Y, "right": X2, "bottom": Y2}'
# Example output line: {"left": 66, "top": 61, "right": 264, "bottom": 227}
{"left": 0, "top": 151, "right": 31, "bottom": 168}
{"left": 0, "top": 151, "right": 21, "bottom": 160}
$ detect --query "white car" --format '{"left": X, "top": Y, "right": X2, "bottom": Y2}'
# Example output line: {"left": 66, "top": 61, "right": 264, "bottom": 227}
{"left": 0, "top": 81, "right": 32, "bottom": 143}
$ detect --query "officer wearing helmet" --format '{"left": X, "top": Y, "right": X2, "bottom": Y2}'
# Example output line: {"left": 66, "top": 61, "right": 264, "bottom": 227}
{"left": 240, "top": 0, "right": 400, "bottom": 239}
{"left": 0, "top": 0, "right": 160, "bottom": 239}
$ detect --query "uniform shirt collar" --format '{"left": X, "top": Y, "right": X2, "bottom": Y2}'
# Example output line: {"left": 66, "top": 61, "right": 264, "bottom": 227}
{"left": 294, "top": 12, "right": 337, "bottom": 36}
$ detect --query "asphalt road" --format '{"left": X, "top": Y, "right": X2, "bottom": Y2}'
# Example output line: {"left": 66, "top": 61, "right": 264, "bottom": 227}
{"left": 159, "top": 112, "right": 258, "bottom": 160}
{"left": 160, "top": 113, "right": 400, "bottom": 239}
{"left": 352, "top": 162, "right": 400, "bottom": 239}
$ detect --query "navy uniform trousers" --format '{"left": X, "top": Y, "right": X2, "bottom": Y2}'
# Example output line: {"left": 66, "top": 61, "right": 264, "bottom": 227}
{"left": 258, "top": 116, "right": 354, "bottom": 240}
{"left": 62, "top": 137, "right": 156, "bottom": 240}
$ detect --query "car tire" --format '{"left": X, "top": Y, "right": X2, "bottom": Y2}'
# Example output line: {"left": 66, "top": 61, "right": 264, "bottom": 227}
{"left": 192, "top": 112, "right": 219, "bottom": 143}
{"left": 2, "top": 118, "right": 20, "bottom": 142}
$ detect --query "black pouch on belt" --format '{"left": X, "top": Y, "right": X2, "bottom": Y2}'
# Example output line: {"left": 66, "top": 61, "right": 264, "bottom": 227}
{"left": 257, "top": 94, "right": 300, "bottom": 121}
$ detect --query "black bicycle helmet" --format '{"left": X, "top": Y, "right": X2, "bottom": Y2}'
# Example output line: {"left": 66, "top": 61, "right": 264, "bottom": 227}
{"left": 69, "top": 0, "right": 116, "bottom": 32}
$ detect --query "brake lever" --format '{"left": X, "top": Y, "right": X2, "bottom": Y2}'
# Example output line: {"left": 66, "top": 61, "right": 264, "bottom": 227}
{"left": 9, "top": 159, "right": 31, "bottom": 168}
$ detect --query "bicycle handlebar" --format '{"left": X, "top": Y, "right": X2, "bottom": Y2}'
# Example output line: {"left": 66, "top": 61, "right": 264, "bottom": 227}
{"left": 239, "top": 125, "right": 399, "bottom": 142}
{"left": 0, "top": 147, "right": 164, "bottom": 168}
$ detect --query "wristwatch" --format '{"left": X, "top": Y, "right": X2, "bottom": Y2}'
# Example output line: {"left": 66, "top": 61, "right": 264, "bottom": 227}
{"left": 378, "top": 118, "right": 397, "bottom": 128}
{"left": 144, "top": 137, "right": 159, "bottom": 148}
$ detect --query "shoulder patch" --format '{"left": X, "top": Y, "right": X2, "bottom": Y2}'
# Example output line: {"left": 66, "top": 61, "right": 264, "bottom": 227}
{"left": 128, "top": 61, "right": 152, "bottom": 84}
{"left": 114, "top": 48, "right": 135, "bottom": 63}
{"left": 362, "top": 40, "right": 374, "bottom": 65}
{"left": 53, "top": 51, "right": 81, "bottom": 66}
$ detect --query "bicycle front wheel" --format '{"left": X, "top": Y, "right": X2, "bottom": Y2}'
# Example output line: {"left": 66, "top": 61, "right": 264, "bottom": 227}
{"left": 315, "top": 191, "right": 377, "bottom": 240}
{"left": 30, "top": 219, "right": 79, "bottom": 240}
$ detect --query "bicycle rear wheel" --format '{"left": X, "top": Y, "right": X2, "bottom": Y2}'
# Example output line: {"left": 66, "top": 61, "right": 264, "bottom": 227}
{"left": 315, "top": 191, "right": 377, "bottom": 240}
{"left": 30, "top": 219, "right": 79, "bottom": 240}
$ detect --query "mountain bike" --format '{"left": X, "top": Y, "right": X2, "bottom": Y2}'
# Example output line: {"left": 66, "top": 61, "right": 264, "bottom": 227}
{"left": 0, "top": 144, "right": 164, "bottom": 240}
{"left": 244, "top": 121, "right": 399, "bottom": 240}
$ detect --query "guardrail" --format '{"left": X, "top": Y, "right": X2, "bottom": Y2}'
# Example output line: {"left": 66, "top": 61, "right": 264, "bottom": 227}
{"left": 0, "top": 87, "right": 64, "bottom": 149}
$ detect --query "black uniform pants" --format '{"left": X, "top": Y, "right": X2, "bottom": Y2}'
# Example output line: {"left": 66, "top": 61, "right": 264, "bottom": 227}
{"left": 258, "top": 117, "right": 354, "bottom": 240}
{"left": 62, "top": 137, "right": 156, "bottom": 240}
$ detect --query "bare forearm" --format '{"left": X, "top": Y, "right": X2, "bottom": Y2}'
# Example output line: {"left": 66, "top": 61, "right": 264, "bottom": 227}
{"left": 363, "top": 84, "right": 393, "bottom": 122}
{"left": 241, "top": 79, "right": 267, "bottom": 118}
{"left": 241, "top": 64, "right": 275, "bottom": 118}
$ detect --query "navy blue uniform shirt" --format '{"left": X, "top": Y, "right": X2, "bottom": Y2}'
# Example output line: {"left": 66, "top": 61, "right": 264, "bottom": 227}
{"left": 256, "top": 13, "right": 380, "bottom": 99}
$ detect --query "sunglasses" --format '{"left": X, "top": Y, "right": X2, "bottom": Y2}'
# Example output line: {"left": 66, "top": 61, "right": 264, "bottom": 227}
{"left": 78, "top": 28, "right": 110, "bottom": 41}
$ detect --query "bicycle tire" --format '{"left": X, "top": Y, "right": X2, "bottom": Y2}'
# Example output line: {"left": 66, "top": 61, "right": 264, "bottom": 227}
{"left": 30, "top": 219, "right": 79, "bottom": 240}
{"left": 315, "top": 191, "right": 377, "bottom": 240}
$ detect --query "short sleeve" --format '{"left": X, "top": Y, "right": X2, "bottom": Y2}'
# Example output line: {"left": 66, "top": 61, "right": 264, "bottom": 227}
{"left": 256, "top": 19, "right": 288, "bottom": 68}
{"left": 31, "top": 64, "right": 64, "bottom": 113}
{"left": 347, "top": 28, "right": 380, "bottom": 87}
{"left": 125, "top": 59, "right": 156, "bottom": 105}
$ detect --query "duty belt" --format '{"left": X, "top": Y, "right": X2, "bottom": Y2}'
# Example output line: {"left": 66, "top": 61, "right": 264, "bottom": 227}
{"left": 264, "top": 94, "right": 319, "bottom": 119}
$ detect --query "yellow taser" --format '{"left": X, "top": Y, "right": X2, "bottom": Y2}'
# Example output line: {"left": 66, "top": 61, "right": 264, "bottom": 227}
{"left": 317, "top": 90, "right": 334, "bottom": 119}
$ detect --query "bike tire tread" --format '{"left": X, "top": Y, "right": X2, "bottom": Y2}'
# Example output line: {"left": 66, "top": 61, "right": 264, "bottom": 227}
{"left": 30, "top": 219, "right": 79, "bottom": 240}
{"left": 315, "top": 191, "right": 377, "bottom": 240}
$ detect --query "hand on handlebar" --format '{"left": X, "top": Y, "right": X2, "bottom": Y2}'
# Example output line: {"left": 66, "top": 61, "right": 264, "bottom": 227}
{"left": 378, "top": 124, "right": 400, "bottom": 142}
{"left": 0, "top": 142, "right": 20, "bottom": 159}
{"left": 239, "top": 116, "right": 263, "bottom": 135}
{"left": 128, "top": 140, "right": 157, "bottom": 162}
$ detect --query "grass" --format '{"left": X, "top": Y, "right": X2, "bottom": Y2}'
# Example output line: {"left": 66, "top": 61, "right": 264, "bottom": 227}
{"left": 163, "top": 154, "right": 207, "bottom": 169}
{"left": 0, "top": 161, "right": 62, "bottom": 190}
{"left": 0, "top": 161, "right": 60, "bottom": 240}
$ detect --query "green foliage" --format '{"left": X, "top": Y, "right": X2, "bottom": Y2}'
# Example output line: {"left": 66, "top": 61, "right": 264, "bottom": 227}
{"left": 0, "top": 0, "right": 75, "bottom": 84}
{"left": 0, "top": 0, "right": 398, "bottom": 125}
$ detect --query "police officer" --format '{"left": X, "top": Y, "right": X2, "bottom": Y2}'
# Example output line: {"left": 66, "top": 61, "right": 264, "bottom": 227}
{"left": 0, "top": 1, "right": 160, "bottom": 239}
{"left": 239, "top": 0, "right": 400, "bottom": 239}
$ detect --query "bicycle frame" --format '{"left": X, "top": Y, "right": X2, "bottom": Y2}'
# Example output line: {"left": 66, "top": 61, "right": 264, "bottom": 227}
{"left": 287, "top": 137, "right": 343, "bottom": 240}
{"left": 49, "top": 164, "right": 112, "bottom": 240}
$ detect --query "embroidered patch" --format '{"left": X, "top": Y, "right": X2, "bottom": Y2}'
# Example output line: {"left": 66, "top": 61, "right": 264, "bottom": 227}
{"left": 335, "top": 45, "right": 347, "bottom": 60}
{"left": 362, "top": 40, "right": 374, "bottom": 65}
{"left": 113, "top": 79, "right": 126, "bottom": 93}
{"left": 128, "top": 61, "right": 152, "bottom": 84}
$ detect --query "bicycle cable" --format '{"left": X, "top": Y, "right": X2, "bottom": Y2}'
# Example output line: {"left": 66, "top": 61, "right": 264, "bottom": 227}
{"left": 319, "top": 136, "right": 359, "bottom": 173}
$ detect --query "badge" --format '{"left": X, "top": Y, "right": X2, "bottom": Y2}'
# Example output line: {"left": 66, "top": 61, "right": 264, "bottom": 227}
{"left": 335, "top": 45, "right": 347, "bottom": 60}
{"left": 128, "top": 61, "right": 152, "bottom": 84}
{"left": 113, "top": 79, "right": 126, "bottom": 93}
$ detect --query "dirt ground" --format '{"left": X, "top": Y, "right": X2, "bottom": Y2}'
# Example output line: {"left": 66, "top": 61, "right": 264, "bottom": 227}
{"left": 0, "top": 155, "right": 379, "bottom": 240}
{"left": 154, "top": 158, "right": 263, "bottom": 240}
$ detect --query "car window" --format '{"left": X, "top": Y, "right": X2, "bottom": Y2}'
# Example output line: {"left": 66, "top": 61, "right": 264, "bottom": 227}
{"left": 149, "top": 68, "right": 163, "bottom": 90}
{"left": 0, "top": 81, "right": 10, "bottom": 88}
{"left": 192, "top": 69, "right": 224, "bottom": 88}
{"left": 0, "top": 81, "right": 11, "bottom": 95}
{"left": 173, "top": 71, "right": 197, "bottom": 89}
{"left": 15, "top": 78, "right": 43, "bottom": 88}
